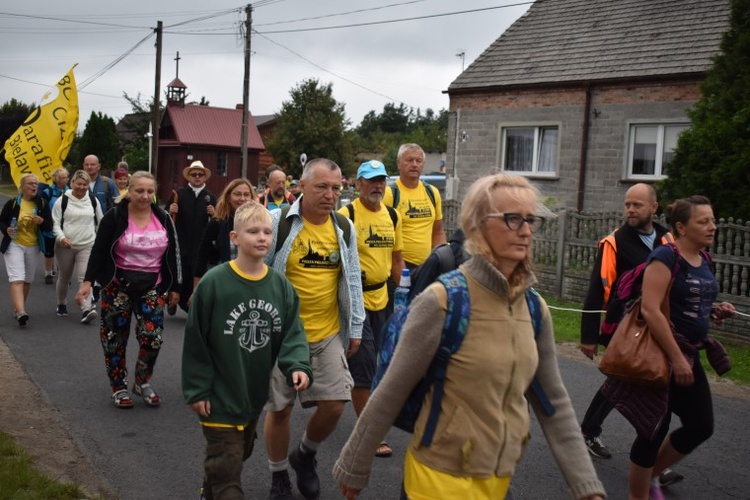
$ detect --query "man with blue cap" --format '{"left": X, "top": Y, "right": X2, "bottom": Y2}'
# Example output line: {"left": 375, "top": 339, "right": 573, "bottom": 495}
{"left": 339, "top": 159, "right": 404, "bottom": 458}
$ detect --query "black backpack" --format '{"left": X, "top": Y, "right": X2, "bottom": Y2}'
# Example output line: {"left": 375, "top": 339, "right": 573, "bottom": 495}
{"left": 60, "top": 192, "right": 99, "bottom": 231}
{"left": 275, "top": 205, "right": 351, "bottom": 253}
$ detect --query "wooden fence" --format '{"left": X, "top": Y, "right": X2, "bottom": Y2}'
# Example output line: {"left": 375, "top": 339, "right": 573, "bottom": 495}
{"left": 442, "top": 200, "right": 750, "bottom": 344}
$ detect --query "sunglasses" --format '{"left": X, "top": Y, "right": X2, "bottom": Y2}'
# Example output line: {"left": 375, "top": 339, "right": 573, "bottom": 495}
{"left": 189, "top": 172, "right": 205, "bottom": 178}
{"left": 485, "top": 212, "right": 546, "bottom": 233}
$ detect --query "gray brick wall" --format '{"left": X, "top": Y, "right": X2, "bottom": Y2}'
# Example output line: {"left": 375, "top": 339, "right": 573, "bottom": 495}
{"left": 447, "top": 82, "right": 699, "bottom": 212}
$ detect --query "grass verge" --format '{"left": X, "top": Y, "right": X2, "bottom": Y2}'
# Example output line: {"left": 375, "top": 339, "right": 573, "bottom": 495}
{"left": 0, "top": 430, "right": 86, "bottom": 500}
{"left": 544, "top": 295, "right": 750, "bottom": 385}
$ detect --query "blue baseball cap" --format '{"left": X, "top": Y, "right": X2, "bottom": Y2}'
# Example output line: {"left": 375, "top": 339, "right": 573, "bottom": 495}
{"left": 357, "top": 160, "right": 388, "bottom": 180}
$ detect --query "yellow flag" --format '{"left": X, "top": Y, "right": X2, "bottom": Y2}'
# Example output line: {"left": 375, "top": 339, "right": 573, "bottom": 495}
{"left": 4, "top": 65, "right": 79, "bottom": 187}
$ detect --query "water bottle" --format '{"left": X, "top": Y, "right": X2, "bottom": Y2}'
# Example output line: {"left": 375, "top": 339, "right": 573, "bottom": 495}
{"left": 393, "top": 268, "right": 411, "bottom": 313}
{"left": 9, "top": 217, "right": 17, "bottom": 240}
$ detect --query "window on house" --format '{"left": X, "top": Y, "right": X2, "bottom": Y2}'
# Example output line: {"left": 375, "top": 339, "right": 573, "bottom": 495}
{"left": 628, "top": 123, "right": 688, "bottom": 179}
{"left": 501, "top": 126, "right": 558, "bottom": 175}
{"left": 217, "top": 152, "right": 228, "bottom": 177}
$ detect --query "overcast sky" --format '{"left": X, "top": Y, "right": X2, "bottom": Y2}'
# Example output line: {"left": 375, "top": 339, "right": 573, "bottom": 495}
{"left": 1, "top": 0, "right": 531, "bottom": 132}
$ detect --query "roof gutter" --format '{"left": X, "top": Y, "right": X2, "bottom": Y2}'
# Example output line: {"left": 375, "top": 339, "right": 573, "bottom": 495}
{"left": 443, "top": 72, "right": 706, "bottom": 96}
{"left": 576, "top": 84, "right": 592, "bottom": 211}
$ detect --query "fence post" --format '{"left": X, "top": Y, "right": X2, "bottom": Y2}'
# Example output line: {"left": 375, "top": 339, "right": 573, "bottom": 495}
{"left": 554, "top": 208, "right": 567, "bottom": 299}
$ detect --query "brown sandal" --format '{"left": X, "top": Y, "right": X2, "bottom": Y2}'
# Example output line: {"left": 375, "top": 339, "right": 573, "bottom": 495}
{"left": 375, "top": 441, "right": 393, "bottom": 458}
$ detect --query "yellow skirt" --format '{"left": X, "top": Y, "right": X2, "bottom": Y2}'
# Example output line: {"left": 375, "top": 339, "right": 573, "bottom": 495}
{"left": 403, "top": 447, "right": 511, "bottom": 499}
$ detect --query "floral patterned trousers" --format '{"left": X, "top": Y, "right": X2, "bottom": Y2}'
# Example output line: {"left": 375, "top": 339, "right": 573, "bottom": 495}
{"left": 100, "top": 281, "right": 165, "bottom": 393}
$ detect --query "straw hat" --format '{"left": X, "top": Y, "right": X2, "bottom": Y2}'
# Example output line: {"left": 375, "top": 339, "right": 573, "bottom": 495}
{"left": 183, "top": 160, "right": 212, "bottom": 181}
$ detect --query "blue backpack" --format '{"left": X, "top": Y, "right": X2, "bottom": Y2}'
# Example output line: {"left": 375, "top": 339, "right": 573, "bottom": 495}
{"left": 372, "top": 269, "right": 555, "bottom": 448}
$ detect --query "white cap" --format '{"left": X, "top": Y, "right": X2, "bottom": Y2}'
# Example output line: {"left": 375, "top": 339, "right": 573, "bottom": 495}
{"left": 400, "top": 268, "right": 411, "bottom": 288}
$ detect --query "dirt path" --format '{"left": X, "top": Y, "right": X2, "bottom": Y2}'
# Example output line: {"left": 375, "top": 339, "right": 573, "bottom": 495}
{"left": 0, "top": 339, "right": 116, "bottom": 499}
{"left": 1, "top": 339, "right": 748, "bottom": 500}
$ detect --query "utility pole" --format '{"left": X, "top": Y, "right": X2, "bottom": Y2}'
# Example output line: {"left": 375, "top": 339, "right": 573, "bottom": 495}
{"left": 152, "top": 21, "right": 162, "bottom": 178}
{"left": 241, "top": 4, "right": 253, "bottom": 179}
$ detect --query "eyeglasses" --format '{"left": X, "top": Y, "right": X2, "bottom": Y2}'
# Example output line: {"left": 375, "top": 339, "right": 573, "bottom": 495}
{"left": 189, "top": 172, "right": 205, "bottom": 178}
{"left": 485, "top": 212, "right": 546, "bottom": 233}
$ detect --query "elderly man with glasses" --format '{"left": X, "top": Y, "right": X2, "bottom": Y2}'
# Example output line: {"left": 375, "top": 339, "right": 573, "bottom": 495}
{"left": 165, "top": 160, "right": 217, "bottom": 314}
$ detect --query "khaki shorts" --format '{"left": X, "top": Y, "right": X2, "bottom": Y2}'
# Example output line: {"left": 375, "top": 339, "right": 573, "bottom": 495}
{"left": 264, "top": 334, "right": 353, "bottom": 411}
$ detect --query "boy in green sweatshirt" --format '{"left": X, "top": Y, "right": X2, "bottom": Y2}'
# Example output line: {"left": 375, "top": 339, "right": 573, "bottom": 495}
{"left": 182, "top": 200, "right": 312, "bottom": 499}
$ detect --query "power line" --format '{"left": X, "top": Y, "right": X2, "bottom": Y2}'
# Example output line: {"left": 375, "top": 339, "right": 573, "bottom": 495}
{"left": 254, "top": 30, "right": 407, "bottom": 107}
{"left": 165, "top": 8, "right": 240, "bottom": 29}
{"left": 255, "top": 0, "right": 427, "bottom": 27}
{"left": 256, "top": 1, "right": 534, "bottom": 34}
{"left": 79, "top": 31, "right": 155, "bottom": 90}
{"left": 0, "top": 11, "right": 146, "bottom": 29}
{"left": 0, "top": 73, "right": 127, "bottom": 100}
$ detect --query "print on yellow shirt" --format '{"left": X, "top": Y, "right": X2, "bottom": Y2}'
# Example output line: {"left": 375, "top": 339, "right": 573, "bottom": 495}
{"left": 285, "top": 221, "right": 341, "bottom": 342}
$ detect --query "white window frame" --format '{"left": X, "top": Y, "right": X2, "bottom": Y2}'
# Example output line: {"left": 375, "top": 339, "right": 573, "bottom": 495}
{"left": 498, "top": 123, "right": 560, "bottom": 177}
{"left": 626, "top": 121, "right": 689, "bottom": 180}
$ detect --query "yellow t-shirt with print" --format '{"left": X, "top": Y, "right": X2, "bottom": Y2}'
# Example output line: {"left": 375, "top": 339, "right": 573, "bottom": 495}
{"left": 338, "top": 199, "right": 402, "bottom": 311}
{"left": 284, "top": 218, "right": 341, "bottom": 343}
{"left": 15, "top": 199, "right": 39, "bottom": 248}
{"left": 383, "top": 179, "right": 442, "bottom": 266}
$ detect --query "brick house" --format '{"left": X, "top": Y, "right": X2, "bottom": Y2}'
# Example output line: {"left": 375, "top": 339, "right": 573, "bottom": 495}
{"left": 445, "top": 0, "right": 730, "bottom": 211}
{"left": 254, "top": 114, "right": 278, "bottom": 179}
{"left": 156, "top": 77, "right": 264, "bottom": 200}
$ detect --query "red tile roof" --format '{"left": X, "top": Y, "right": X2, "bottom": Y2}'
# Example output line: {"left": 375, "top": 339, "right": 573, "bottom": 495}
{"left": 165, "top": 104, "right": 264, "bottom": 149}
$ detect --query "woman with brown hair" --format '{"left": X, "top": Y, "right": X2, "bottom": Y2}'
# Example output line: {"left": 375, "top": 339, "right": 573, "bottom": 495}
{"left": 334, "top": 173, "right": 604, "bottom": 500}
{"left": 192, "top": 178, "right": 255, "bottom": 294}
{"left": 615, "top": 195, "right": 733, "bottom": 500}
{"left": 76, "top": 171, "right": 180, "bottom": 409}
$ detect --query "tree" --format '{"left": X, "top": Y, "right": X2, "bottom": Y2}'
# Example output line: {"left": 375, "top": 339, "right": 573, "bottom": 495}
{"left": 118, "top": 92, "right": 157, "bottom": 171}
{"left": 77, "top": 111, "right": 121, "bottom": 171}
{"left": 352, "top": 105, "right": 449, "bottom": 170}
{"left": 658, "top": 0, "right": 750, "bottom": 219}
{"left": 266, "top": 79, "right": 351, "bottom": 178}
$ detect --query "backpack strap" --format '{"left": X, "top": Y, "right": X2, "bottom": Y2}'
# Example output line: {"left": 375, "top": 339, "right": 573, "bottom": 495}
{"left": 344, "top": 203, "right": 354, "bottom": 224}
{"left": 101, "top": 176, "right": 114, "bottom": 210}
{"left": 422, "top": 180, "right": 437, "bottom": 209}
{"left": 385, "top": 206, "right": 398, "bottom": 229}
{"left": 525, "top": 289, "right": 556, "bottom": 417}
{"left": 60, "top": 195, "right": 68, "bottom": 231}
{"left": 391, "top": 181, "right": 436, "bottom": 210}
{"left": 332, "top": 211, "right": 352, "bottom": 247}
{"left": 275, "top": 205, "right": 351, "bottom": 256}
{"left": 89, "top": 192, "right": 99, "bottom": 227}
{"left": 275, "top": 205, "right": 293, "bottom": 254}
{"left": 421, "top": 270, "right": 470, "bottom": 447}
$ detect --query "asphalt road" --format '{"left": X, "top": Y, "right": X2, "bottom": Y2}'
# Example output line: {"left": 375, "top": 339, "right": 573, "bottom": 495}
{"left": 1, "top": 201, "right": 748, "bottom": 499}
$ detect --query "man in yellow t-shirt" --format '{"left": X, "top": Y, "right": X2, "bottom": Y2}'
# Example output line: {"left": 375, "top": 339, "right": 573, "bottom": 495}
{"left": 383, "top": 143, "right": 446, "bottom": 268}
{"left": 262, "top": 158, "right": 365, "bottom": 499}
{"left": 339, "top": 160, "right": 404, "bottom": 457}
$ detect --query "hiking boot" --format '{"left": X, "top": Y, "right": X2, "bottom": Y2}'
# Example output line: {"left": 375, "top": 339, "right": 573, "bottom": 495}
{"left": 269, "top": 470, "right": 294, "bottom": 500}
{"left": 658, "top": 468, "right": 685, "bottom": 487}
{"left": 584, "top": 435, "right": 612, "bottom": 459}
{"left": 289, "top": 446, "right": 320, "bottom": 499}
{"left": 56, "top": 304, "right": 68, "bottom": 317}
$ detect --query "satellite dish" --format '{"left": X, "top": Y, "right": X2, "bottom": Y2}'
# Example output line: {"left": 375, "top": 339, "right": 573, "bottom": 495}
{"left": 299, "top": 153, "right": 307, "bottom": 167}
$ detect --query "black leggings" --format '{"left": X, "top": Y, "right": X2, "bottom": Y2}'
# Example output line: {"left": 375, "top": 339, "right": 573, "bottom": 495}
{"left": 630, "top": 357, "right": 714, "bottom": 467}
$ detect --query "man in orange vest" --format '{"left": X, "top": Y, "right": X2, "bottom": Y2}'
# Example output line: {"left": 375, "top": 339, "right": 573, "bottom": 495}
{"left": 579, "top": 183, "right": 682, "bottom": 487}
{"left": 259, "top": 166, "right": 296, "bottom": 210}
